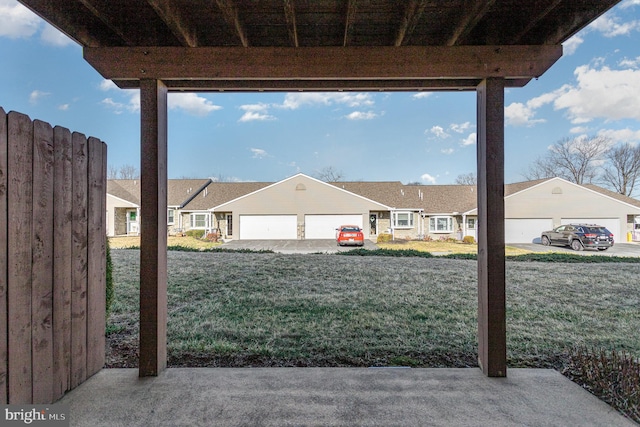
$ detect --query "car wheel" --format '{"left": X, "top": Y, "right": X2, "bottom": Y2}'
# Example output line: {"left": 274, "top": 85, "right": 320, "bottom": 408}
{"left": 541, "top": 236, "right": 550, "bottom": 246}
{"left": 571, "top": 239, "right": 583, "bottom": 251}
{"left": 597, "top": 247, "right": 609, "bottom": 251}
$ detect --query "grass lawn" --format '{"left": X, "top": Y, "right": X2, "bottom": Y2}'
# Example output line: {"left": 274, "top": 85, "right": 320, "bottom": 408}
{"left": 107, "top": 249, "right": 640, "bottom": 369}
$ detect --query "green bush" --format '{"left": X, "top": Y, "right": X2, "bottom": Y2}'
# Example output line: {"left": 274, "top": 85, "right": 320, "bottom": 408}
{"left": 376, "top": 233, "right": 392, "bottom": 243}
{"left": 106, "top": 237, "right": 114, "bottom": 317}
{"left": 185, "top": 229, "right": 205, "bottom": 239}
{"left": 462, "top": 235, "right": 476, "bottom": 244}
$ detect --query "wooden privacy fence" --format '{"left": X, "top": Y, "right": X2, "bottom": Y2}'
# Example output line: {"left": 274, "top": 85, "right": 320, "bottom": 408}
{"left": 0, "top": 107, "right": 107, "bottom": 404}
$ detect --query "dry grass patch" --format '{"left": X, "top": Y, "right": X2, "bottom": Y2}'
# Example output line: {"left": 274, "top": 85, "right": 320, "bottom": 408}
{"left": 109, "top": 235, "right": 220, "bottom": 250}
{"left": 378, "top": 240, "right": 533, "bottom": 256}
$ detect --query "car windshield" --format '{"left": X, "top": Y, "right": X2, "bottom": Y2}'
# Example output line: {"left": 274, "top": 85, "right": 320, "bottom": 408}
{"left": 341, "top": 226, "right": 360, "bottom": 232}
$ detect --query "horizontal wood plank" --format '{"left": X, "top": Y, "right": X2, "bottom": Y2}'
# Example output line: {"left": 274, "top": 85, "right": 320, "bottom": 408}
{"left": 84, "top": 45, "right": 562, "bottom": 85}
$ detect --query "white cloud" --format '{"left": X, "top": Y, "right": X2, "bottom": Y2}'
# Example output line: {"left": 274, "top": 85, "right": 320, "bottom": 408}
{"left": 570, "top": 126, "right": 590, "bottom": 134}
{"left": 552, "top": 65, "right": 640, "bottom": 123}
{"left": 100, "top": 98, "right": 126, "bottom": 114}
{"left": 505, "top": 102, "right": 545, "bottom": 127}
{"left": 619, "top": 56, "right": 640, "bottom": 69}
{"left": 590, "top": 14, "right": 640, "bottom": 37}
{"left": 0, "top": 0, "right": 40, "bottom": 39}
{"left": 450, "top": 122, "right": 471, "bottom": 133}
{"left": 29, "top": 90, "right": 50, "bottom": 104}
{"left": 345, "top": 111, "right": 377, "bottom": 120}
{"left": 597, "top": 128, "right": 640, "bottom": 144}
{"left": 250, "top": 148, "right": 268, "bottom": 159}
{"left": 461, "top": 133, "right": 476, "bottom": 146}
{"left": 40, "top": 24, "right": 74, "bottom": 47}
{"left": 99, "top": 79, "right": 118, "bottom": 91}
{"left": 58, "top": 104, "right": 69, "bottom": 111}
{"left": 440, "top": 148, "right": 455, "bottom": 155}
{"left": 429, "top": 125, "right": 450, "bottom": 139}
{"left": 412, "top": 92, "right": 431, "bottom": 99}
{"left": 239, "top": 111, "right": 276, "bottom": 122}
{"left": 281, "top": 93, "right": 373, "bottom": 109}
{"left": 420, "top": 173, "right": 437, "bottom": 184}
{"left": 622, "top": 0, "right": 640, "bottom": 8}
{"left": 562, "top": 35, "right": 584, "bottom": 56}
{"left": 169, "top": 93, "right": 221, "bottom": 117}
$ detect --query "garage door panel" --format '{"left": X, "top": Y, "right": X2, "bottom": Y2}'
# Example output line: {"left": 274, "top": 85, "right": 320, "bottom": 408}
{"left": 239, "top": 215, "right": 297, "bottom": 240}
{"left": 305, "top": 215, "right": 363, "bottom": 239}
{"left": 505, "top": 219, "right": 553, "bottom": 244}
{"left": 561, "top": 218, "right": 619, "bottom": 241}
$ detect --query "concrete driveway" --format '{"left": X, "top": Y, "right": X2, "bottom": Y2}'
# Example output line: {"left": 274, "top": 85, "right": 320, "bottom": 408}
{"left": 508, "top": 242, "right": 640, "bottom": 257}
{"left": 221, "top": 239, "right": 378, "bottom": 254}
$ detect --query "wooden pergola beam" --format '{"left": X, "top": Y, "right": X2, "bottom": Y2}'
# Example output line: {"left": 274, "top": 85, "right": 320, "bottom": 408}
{"left": 84, "top": 45, "right": 562, "bottom": 82}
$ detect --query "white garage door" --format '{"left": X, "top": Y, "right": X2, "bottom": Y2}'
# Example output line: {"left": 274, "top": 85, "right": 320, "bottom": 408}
{"left": 305, "top": 215, "right": 363, "bottom": 239}
{"left": 239, "top": 215, "right": 297, "bottom": 240}
{"left": 561, "top": 218, "right": 620, "bottom": 241}
{"left": 505, "top": 218, "right": 553, "bottom": 244}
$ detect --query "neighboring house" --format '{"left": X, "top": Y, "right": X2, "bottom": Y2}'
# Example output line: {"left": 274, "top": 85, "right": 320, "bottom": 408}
{"left": 107, "top": 174, "right": 640, "bottom": 243}
{"left": 106, "top": 179, "right": 212, "bottom": 236}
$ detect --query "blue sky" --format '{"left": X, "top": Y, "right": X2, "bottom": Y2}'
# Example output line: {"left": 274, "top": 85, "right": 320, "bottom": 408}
{"left": 1, "top": 0, "right": 640, "bottom": 185}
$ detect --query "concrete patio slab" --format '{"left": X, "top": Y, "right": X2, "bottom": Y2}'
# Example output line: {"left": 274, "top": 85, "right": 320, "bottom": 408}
{"left": 58, "top": 368, "right": 635, "bottom": 427}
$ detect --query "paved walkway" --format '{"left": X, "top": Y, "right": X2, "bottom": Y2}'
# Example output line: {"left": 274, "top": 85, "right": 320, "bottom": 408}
{"left": 59, "top": 368, "right": 635, "bottom": 426}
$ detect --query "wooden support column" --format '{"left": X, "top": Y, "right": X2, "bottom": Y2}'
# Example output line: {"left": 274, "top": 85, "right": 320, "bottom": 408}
{"left": 476, "top": 78, "right": 507, "bottom": 377}
{"left": 139, "top": 79, "right": 168, "bottom": 377}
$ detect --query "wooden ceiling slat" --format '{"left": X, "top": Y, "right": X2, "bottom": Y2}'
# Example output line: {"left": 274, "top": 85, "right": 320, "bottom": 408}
{"left": 512, "top": 0, "right": 563, "bottom": 44}
{"left": 395, "top": 0, "right": 428, "bottom": 47}
{"left": 283, "top": 0, "right": 299, "bottom": 47}
{"left": 146, "top": 0, "right": 199, "bottom": 47}
{"left": 343, "top": 0, "right": 358, "bottom": 47}
{"left": 83, "top": 45, "right": 562, "bottom": 82}
{"left": 215, "top": 0, "right": 249, "bottom": 47}
{"left": 446, "top": 0, "right": 497, "bottom": 46}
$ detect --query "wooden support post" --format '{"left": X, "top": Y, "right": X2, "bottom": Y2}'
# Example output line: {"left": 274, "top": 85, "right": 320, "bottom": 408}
{"left": 139, "top": 79, "right": 168, "bottom": 377}
{"left": 476, "top": 78, "right": 507, "bottom": 377}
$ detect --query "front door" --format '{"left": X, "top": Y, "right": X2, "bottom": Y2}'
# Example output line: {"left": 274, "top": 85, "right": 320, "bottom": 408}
{"left": 369, "top": 213, "right": 377, "bottom": 236}
{"left": 127, "top": 209, "right": 139, "bottom": 235}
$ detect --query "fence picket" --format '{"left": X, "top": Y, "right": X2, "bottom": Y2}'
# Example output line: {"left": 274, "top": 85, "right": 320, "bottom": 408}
{"left": 7, "top": 112, "right": 34, "bottom": 403}
{"left": 0, "top": 108, "right": 7, "bottom": 404}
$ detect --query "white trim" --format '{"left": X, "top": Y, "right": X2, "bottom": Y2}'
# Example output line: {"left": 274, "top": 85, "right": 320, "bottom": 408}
{"left": 429, "top": 215, "right": 454, "bottom": 233}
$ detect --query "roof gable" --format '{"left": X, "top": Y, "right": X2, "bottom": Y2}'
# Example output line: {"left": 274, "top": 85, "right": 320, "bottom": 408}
{"left": 107, "top": 178, "right": 212, "bottom": 207}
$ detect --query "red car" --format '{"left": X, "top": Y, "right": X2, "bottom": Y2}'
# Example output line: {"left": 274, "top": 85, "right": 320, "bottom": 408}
{"left": 336, "top": 225, "right": 365, "bottom": 246}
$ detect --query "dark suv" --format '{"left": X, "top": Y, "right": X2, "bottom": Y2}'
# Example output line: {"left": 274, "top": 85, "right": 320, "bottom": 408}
{"left": 540, "top": 224, "right": 614, "bottom": 251}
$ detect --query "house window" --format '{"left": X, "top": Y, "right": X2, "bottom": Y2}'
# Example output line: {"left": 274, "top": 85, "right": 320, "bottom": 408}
{"left": 466, "top": 217, "right": 476, "bottom": 230}
{"left": 190, "top": 213, "right": 209, "bottom": 229}
{"left": 392, "top": 211, "right": 414, "bottom": 228}
{"left": 429, "top": 216, "right": 453, "bottom": 233}
{"left": 226, "top": 214, "right": 233, "bottom": 236}
{"left": 168, "top": 209, "right": 175, "bottom": 225}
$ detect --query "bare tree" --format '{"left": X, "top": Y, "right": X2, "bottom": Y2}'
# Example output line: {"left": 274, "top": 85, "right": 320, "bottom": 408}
{"left": 601, "top": 143, "right": 640, "bottom": 197}
{"left": 107, "top": 164, "right": 119, "bottom": 179}
{"left": 118, "top": 164, "right": 140, "bottom": 179}
{"left": 454, "top": 173, "right": 477, "bottom": 185}
{"left": 524, "top": 136, "right": 611, "bottom": 184}
{"left": 315, "top": 166, "right": 345, "bottom": 182}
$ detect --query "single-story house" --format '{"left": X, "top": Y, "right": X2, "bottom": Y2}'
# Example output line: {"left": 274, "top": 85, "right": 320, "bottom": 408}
{"left": 107, "top": 174, "right": 640, "bottom": 243}
{"left": 106, "top": 179, "right": 211, "bottom": 236}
